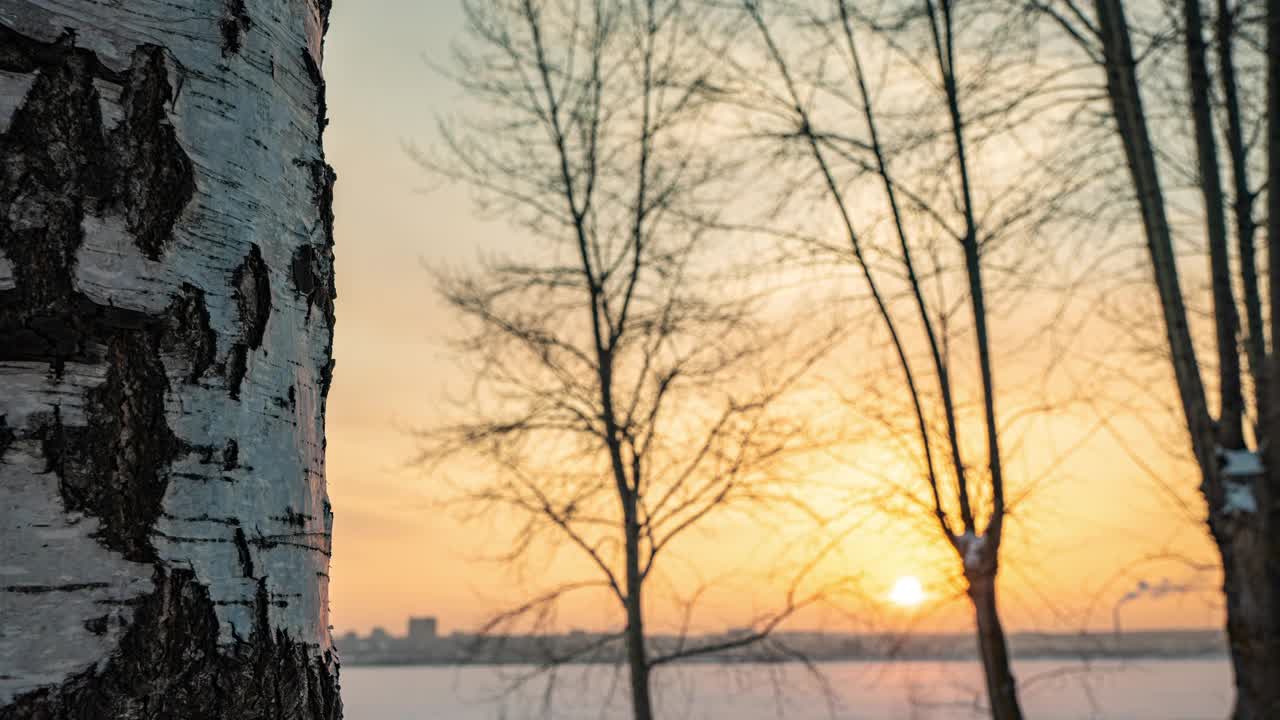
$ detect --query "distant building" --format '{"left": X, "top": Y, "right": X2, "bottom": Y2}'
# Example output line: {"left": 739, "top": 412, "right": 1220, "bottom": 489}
{"left": 369, "top": 626, "right": 390, "bottom": 651}
{"left": 336, "top": 631, "right": 360, "bottom": 651}
{"left": 408, "top": 616, "right": 439, "bottom": 648}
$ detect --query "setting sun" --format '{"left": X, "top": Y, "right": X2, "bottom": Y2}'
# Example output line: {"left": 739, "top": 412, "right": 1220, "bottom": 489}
{"left": 889, "top": 576, "right": 927, "bottom": 607}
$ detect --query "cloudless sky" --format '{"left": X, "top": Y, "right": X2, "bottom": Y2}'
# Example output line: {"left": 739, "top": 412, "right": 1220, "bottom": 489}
{"left": 324, "top": 0, "right": 487, "bottom": 637}
{"left": 320, "top": 0, "right": 1223, "bottom": 639}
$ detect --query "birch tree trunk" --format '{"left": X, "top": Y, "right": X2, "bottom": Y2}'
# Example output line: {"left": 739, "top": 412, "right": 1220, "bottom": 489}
{"left": 966, "top": 574, "right": 1021, "bottom": 720}
{"left": 0, "top": 1, "right": 341, "bottom": 717}
{"left": 1092, "top": 0, "right": 1279, "bottom": 714}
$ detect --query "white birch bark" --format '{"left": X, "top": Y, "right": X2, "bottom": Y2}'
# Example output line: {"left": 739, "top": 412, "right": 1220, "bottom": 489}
{"left": 0, "top": 1, "right": 340, "bottom": 716}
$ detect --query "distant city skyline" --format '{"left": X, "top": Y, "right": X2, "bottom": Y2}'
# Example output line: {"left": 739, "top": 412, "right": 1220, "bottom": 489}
{"left": 335, "top": 613, "right": 1227, "bottom": 667}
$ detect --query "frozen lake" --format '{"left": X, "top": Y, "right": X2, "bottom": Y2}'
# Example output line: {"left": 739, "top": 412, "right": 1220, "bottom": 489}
{"left": 342, "top": 658, "right": 1232, "bottom": 719}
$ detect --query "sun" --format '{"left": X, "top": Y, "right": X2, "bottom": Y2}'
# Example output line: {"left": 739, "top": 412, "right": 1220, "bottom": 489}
{"left": 888, "top": 576, "right": 926, "bottom": 607}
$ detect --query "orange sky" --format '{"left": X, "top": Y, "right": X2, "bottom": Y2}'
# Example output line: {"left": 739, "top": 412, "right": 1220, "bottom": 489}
{"left": 321, "top": 1, "right": 1224, "bottom": 639}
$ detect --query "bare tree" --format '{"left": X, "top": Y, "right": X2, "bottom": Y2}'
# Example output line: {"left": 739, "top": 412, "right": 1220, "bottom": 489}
{"left": 0, "top": 1, "right": 340, "bottom": 718}
{"left": 416, "top": 2, "right": 846, "bottom": 718}
{"left": 726, "top": 1, "right": 1104, "bottom": 717}
{"left": 1035, "top": 0, "right": 1280, "bottom": 712}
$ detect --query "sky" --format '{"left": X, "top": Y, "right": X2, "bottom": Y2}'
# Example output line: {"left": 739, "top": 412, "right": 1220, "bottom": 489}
{"left": 322, "top": 0, "right": 473, "bottom": 637}
{"left": 320, "top": 1, "right": 1225, "bottom": 639}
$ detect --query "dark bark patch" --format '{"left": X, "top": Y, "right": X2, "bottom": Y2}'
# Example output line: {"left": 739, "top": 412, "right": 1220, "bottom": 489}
{"left": 288, "top": 245, "right": 318, "bottom": 299}
{"left": 164, "top": 512, "right": 240, "bottom": 527}
{"left": 273, "top": 507, "right": 310, "bottom": 528}
{"left": 162, "top": 283, "right": 216, "bottom": 383}
{"left": 271, "top": 386, "right": 297, "bottom": 411}
{"left": 226, "top": 342, "right": 249, "bottom": 400}
{"left": 233, "top": 243, "right": 271, "bottom": 350}
{"left": 296, "top": 53, "right": 338, "bottom": 406}
{"left": 311, "top": 160, "right": 337, "bottom": 252}
{"left": 220, "top": 0, "right": 253, "bottom": 56}
{"left": 0, "top": 44, "right": 109, "bottom": 319}
{"left": 0, "top": 569, "right": 342, "bottom": 720}
{"left": 318, "top": 358, "right": 335, "bottom": 405}
{"left": 0, "top": 27, "right": 124, "bottom": 81}
{"left": 40, "top": 332, "right": 180, "bottom": 563}
{"left": 0, "top": 36, "right": 193, "bottom": 280}
{"left": 0, "top": 32, "right": 197, "bottom": 362}
{"left": 192, "top": 442, "right": 221, "bottom": 465}
{"left": 290, "top": 159, "right": 336, "bottom": 332}
{"left": 316, "top": 0, "right": 334, "bottom": 34}
{"left": 289, "top": 242, "right": 335, "bottom": 328}
{"left": 222, "top": 438, "right": 239, "bottom": 470}
{"left": 84, "top": 615, "right": 110, "bottom": 636}
{"left": 0, "top": 415, "right": 13, "bottom": 461}
{"left": 109, "top": 45, "right": 194, "bottom": 259}
{"left": 300, "top": 49, "right": 328, "bottom": 134}
{"left": 233, "top": 528, "right": 255, "bottom": 578}
{"left": 1, "top": 582, "right": 109, "bottom": 594}
{"left": 227, "top": 244, "right": 271, "bottom": 399}
{"left": 0, "top": 295, "right": 158, "bottom": 365}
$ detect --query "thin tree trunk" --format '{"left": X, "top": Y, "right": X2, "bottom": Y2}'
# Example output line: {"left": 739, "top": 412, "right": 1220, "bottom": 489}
{"left": 967, "top": 574, "right": 1022, "bottom": 720}
{"left": 1094, "top": 0, "right": 1280, "bottom": 715}
{"left": 0, "top": 2, "right": 340, "bottom": 717}
{"left": 926, "top": 3, "right": 1024, "bottom": 715}
{"left": 835, "top": 0, "right": 970, "bottom": 533}
{"left": 1215, "top": 0, "right": 1263, "bottom": 413}
{"left": 1092, "top": 0, "right": 1215, "bottom": 462}
{"left": 1183, "top": 0, "right": 1243, "bottom": 448}
{"left": 624, "top": 518, "right": 655, "bottom": 720}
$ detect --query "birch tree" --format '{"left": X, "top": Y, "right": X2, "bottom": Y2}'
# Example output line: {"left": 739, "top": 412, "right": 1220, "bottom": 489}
{"left": 1028, "top": 0, "right": 1280, "bottom": 712}
{"left": 418, "top": 1, "right": 845, "bottom": 718}
{"left": 0, "top": 2, "right": 340, "bottom": 717}
{"left": 729, "top": 2, "right": 1100, "bottom": 717}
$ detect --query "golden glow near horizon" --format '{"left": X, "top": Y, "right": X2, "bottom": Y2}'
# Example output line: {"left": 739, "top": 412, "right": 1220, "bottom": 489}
{"left": 889, "top": 577, "right": 927, "bottom": 608}
{"left": 320, "top": 0, "right": 1225, "bottom": 639}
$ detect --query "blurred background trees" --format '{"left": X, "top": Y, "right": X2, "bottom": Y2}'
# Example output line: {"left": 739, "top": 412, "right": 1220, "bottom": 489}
{"left": 415, "top": 2, "right": 850, "bottom": 718}
{"left": 415, "top": 0, "right": 1278, "bottom": 717}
